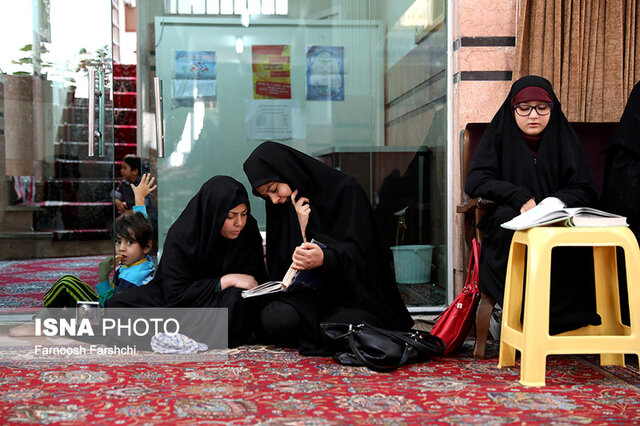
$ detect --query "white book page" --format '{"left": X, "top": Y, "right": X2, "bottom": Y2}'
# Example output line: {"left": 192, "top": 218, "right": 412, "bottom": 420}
{"left": 501, "top": 203, "right": 567, "bottom": 231}
{"left": 241, "top": 281, "right": 284, "bottom": 298}
{"left": 564, "top": 207, "right": 621, "bottom": 218}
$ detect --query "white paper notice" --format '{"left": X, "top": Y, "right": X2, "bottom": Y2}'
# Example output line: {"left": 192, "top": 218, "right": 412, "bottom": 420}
{"left": 245, "top": 100, "right": 304, "bottom": 140}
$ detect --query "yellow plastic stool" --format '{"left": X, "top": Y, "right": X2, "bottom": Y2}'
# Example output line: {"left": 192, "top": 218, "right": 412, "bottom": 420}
{"left": 497, "top": 226, "right": 640, "bottom": 387}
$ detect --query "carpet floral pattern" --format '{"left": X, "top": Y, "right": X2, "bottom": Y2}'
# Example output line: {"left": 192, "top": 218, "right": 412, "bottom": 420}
{"left": 0, "top": 342, "right": 638, "bottom": 424}
{"left": 0, "top": 256, "right": 106, "bottom": 313}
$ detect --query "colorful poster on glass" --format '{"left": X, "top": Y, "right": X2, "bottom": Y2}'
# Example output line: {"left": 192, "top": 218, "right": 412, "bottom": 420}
{"left": 306, "top": 46, "right": 344, "bottom": 101}
{"left": 174, "top": 50, "right": 216, "bottom": 105}
{"left": 252, "top": 45, "right": 291, "bottom": 99}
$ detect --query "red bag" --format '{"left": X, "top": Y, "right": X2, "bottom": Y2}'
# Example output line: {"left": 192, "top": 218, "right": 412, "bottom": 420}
{"left": 431, "top": 238, "right": 481, "bottom": 355}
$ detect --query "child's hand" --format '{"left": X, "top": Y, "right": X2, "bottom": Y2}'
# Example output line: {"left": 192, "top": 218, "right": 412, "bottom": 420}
{"left": 132, "top": 173, "right": 157, "bottom": 207}
{"left": 115, "top": 198, "right": 128, "bottom": 214}
{"left": 98, "top": 256, "right": 116, "bottom": 282}
{"left": 291, "top": 189, "right": 310, "bottom": 242}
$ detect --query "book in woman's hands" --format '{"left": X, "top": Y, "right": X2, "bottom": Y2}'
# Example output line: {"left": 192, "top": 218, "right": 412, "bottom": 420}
{"left": 241, "top": 239, "right": 326, "bottom": 299}
{"left": 501, "top": 204, "right": 628, "bottom": 231}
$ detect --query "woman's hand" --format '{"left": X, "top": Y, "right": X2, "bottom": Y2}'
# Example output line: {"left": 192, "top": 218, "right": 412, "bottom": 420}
{"left": 520, "top": 198, "right": 537, "bottom": 213}
{"left": 291, "top": 189, "right": 310, "bottom": 242}
{"left": 291, "top": 242, "right": 324, "bottom": 270}
{"left": 220, "top": 273, "right": 258, "bottom": 290}
{"left": 132, "top": 173, "right": 157, "bottom": 207}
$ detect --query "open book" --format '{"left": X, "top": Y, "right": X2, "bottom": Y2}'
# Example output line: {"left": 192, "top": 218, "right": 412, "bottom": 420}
{"left": 241, "top": 239, "right": 326, "bottom": 299}
{"left": 501, "top": 204, "right": 628, "bottom": 231}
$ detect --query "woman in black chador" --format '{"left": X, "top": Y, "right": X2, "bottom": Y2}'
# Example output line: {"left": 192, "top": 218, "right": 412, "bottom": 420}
{"left": 243, "top": 141, "right": 413, "bottom": 355}
{"left": 107, "top": 176, "right": 267, "bottom": 347}
{"left": 601, "top": 81, "right": 640, "bottom": 325}
{"left": 602, "top": 81, "right": 640, "bottom": 240}
{"left": 465, "top": 75, "right": 601, "bottom": 335}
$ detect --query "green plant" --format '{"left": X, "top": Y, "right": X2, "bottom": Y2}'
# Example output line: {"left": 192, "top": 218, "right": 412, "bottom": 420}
{"left": 11, "top": 43, "right": 53, "bottom": 75}
{"left": 75, "top": 45, "right": 111, "bottom": 74}
{"left": 74, "top": 45, "right": 112, "bottom": 91}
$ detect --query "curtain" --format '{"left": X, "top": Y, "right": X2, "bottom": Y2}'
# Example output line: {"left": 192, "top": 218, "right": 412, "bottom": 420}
{"left": 514, "top": 0, "right": 640, "bottom": 122}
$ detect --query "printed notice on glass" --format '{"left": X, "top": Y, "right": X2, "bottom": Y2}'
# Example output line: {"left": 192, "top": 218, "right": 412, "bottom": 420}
{"left": 306, "top": 46, "right": 344, "bottom": 101}
{"left": 245, "top": 100, "right": 304, "bottom": 140}
{"left": 174, "top": 50, "right": 216, "bottom": 105}
{"left": 252, "top": 45, "right": 291, "bottom": 100}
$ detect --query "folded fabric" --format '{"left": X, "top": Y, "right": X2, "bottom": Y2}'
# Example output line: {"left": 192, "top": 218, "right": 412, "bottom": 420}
{"left": 150, "top": 332, "right": 208, "bottom": 354}
{"left": 11, "top": 176, "right": 36, "bottom": 204}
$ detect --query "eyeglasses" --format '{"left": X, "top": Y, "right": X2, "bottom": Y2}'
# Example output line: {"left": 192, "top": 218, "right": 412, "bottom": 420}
{"left": 513, "top": 102, "right": 553, "bottom": 117}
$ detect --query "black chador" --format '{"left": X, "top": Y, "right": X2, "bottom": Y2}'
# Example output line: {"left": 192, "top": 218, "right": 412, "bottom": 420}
{"left": 243, "top": 141, "right": 413, "bottom": 354}
{"left": 464, "top": 75, "right": 601, "bottom": 334}
{"left": 601, "top": 81, "right": 640, "bottom": 325}
{"left": 602, "top": 80, "right": 640, "bottom": 240}
{"left": 107, "top": 176, "right": 267, "bottom": 347}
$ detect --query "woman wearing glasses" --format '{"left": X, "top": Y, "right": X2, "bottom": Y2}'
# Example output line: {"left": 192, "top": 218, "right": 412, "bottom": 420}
{"left": 465, "top": 75, "right": 601, "bottom": 338}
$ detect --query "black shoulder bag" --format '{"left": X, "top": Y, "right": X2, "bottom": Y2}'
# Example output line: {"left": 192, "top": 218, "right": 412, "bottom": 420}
{"left": 320, "top": 322, "right": 446, "bottom": 372}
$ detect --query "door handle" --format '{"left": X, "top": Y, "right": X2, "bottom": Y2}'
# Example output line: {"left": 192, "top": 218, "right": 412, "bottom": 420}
{"left": 154, "top": 77, "right": 165, "bottom": 158}
{"left": 88, "top": 68, "right": 105, "bottom": 157}
{"left": 98, "top": 70, "right": 105, "bottom": 157}
{"left": 88, "top": 69, "right": 96, "bottom": 157}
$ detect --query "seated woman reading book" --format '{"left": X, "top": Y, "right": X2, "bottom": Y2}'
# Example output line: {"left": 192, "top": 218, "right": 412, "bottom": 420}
{"left": 243, "top": 141, "right": 413, "bottom": 355}
{"left": 107, "top": 176, "right": 267, "bottom": 347}
{"left": 464, "top": 75, "right": 601, "bottom": 336}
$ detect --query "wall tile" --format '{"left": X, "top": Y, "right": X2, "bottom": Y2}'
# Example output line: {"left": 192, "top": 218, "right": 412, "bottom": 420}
{"left": 458, "top": 46, "right": 515, "bottom": 72}
{"left": 459, "top": 0, "right": 517, "bottom": 37}
{"left": 457, "top": 80, "right": 512, "bottom": 126}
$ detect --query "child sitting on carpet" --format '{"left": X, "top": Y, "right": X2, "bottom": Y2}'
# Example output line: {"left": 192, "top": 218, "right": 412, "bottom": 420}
{"left": 9, "top": 174, "right": 158, "bottom": 337}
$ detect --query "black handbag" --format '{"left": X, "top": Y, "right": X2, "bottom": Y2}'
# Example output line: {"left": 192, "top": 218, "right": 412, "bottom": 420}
{"left": 320, "top": 322, "right": 446, "bottom": 372}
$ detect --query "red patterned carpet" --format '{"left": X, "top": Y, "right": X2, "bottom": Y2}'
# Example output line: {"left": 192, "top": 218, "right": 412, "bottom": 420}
{"left": 0, "top": 256, "right": 108, "bottom": 313}
{"left": 1, "top": 258, "right": 639, "bottom": 423}
{"left": 0, "top": 340, "right": 638, "bottom": 424}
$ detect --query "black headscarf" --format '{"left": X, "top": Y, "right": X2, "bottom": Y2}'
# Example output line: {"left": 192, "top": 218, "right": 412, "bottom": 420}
{"left": 155, "top": 175, "right": 267, "bottom": 306}
{"left": 465, "top": 75, "right": 598, "bottom": 209}
{"left": 107, "top": 176, "right": 267, "bottom": 308}
{"left": 602, "top": 81, "right": 640, "bottom": 239}
{"left": 243, "top": 141, "right": 413, "bottom": 331}
{"left": 463, "top": 76, "right": 601, "bottom": 334}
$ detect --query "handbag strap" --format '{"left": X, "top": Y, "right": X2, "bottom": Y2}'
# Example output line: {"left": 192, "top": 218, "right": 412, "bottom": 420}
{"left": 464, "top": 238, "right": 480, "bottom": 290}
{"left": 401, "top": 330, "right": 446, "bottom": 355}
{"left": 346, "top": 330, "right": 413, "bottom": 372}
{"left": 346, "top": 324, "right": 446, "bottom": 372}
{"left": 370, "top": 325, "right": 445, "bottom": 355}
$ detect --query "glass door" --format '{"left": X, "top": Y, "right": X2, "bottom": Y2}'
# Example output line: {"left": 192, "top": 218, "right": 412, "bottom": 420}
{"left": 137, "top": 0, "right": 449, "bottom": 312}
{"left": 0, "top": 1, "right": 115, "bottom": 264}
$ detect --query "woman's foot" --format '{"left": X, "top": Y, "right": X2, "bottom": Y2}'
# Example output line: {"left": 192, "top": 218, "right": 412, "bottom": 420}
{"left": 9, "top": 323, "right": 36, "bottom": 337}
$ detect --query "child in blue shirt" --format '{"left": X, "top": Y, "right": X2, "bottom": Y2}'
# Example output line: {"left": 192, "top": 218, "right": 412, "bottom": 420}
{"left": 9, "top": 174, "right": 157, "bottom": 336}
{"left": 93, "top": 202, "right": 156, "bottom": 306}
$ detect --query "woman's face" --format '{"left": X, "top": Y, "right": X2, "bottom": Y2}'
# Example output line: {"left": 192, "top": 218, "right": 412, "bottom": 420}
{"left": 255, "top": 182, "right": 293, "bottom": 204}
{"left": 220, "top": 203, "right": 248, "bottom": 239}
{"left": 513, "top": 100, "right": 552, "bottom": 136}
